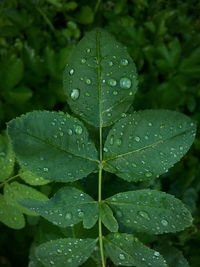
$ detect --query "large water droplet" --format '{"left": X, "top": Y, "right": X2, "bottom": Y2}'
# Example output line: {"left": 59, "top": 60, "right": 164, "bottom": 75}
{"left": 120, "top": 58, "right": 128, "bottom": 66}
{"left": 75, "top": 125, "right": 83, "bottom": 135}
{"left": 138, "top": 211, "right": 150, "bottom": 220}
{"left": 161, "top": 219, "right": 168, "bottom": 226}
{"left": 70, "top": 89, "right": 80, "bottom": 101}
{"left": 120, "top": 77, "right": 132, "bottom": 89}
{"left": 119, "top": 253, "right": 125, "bottom": 260}
{"left": 108, "top": 78, "right": 117, "bottom": 87}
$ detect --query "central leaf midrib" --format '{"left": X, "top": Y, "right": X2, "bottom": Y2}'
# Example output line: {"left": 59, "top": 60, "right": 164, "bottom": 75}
{"left": 14, "top": 127, "right": 98, "bottom": 163}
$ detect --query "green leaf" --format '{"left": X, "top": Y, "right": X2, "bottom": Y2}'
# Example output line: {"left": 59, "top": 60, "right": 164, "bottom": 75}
{"left": 103, "top": 110, "right": 196, "bottom": 182}
{"left": 106, "top": 189, "right": 192, "bottom": 234}
{"left": 0, "top": 132, "right": 15, "bottom": 182}
{"left": 104, "top": 233, "right": 167, "bottom": 267}
{"left": 7, "top": 111, "right": 98, "bottom": 182}
{"left": 100, "top": 203, "right": 118, "bottom": 232}
{"left": 20, "top": 170, "right": 50, "bottom": 186}
{"left": 19, "top": 186, "right": 99, "bottom": 229}
{"left": 63, "top": 28, "right": 138, "bottom": 127}
{"left": 0, "top": 194, "right": 25, "bottom": 229}
{"left": 4, "top": 182, "right": 48, "bottom": 216}
{"left": 35, "top": 238, "right": 97, "bottom": 267}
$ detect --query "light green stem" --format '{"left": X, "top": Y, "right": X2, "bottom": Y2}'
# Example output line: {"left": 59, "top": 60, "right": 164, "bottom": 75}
{"left": 0, "top": 173, "right": 21, "bottom": 188}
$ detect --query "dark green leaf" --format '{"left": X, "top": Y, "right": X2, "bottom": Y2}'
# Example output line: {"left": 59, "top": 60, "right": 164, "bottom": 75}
{"left": 104, "top": 233, "right": 167, "bottom": 266}
{"left": 4, "top": 182, "right": 48, "bottom": 216}
{"left": 35, "top": 238, "right": 97, "bottom": 267}
{"left": 7, "top": 111, "right": 98, "bottom": 182}
{"left": 100, "top": 202, "right": 118, "bottom": 232}
{"left": 63, "top": 28, "right": 138, "bottom": 127}
{"left": 106, "top": 189, "right": 192, "bottom": 234}
{"left": 103, "top": 110, "right": 196, "bottom": 182}
{"left": 19, "top": 186, "right": 99, "bottom": 229}
{"left": 0, "top": 194, "right": 25, "bottom": 229}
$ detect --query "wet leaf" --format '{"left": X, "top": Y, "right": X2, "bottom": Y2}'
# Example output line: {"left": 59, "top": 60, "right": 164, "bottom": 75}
{"left": 104, "top": 233, "right": 167, "bottom": 266}
{"left": 103, "top": 110, "right": 196, "bottom": 182}
{"left": 19, "top": 170, "right": 50, "bottom": 186}
{"left": 100, "top": 202, "right": 118, "bottom": 232}
{"left": 7, "top": 111, "right": 98, "bottom": 182}
{"left": 35, "top": 238, "right": 97, "bottom": 267}
{"left": 63, "top": 28, "right": 138, "bottom": 127}
{"left": 19, "top": 186, "right": 99, "bottom": 229}
{"left": 106, "top": 189, "right": 192, "bottom": 234}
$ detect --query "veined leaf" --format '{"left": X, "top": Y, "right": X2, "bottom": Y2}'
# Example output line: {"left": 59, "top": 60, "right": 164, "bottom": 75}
{"left": 35, "top": 238, "right": 97, "bottom": 267}
{"left": 0, "top": 194, "right": 25, "bottom": 229}
{"left": 104, "top": 233, "right": 167, "bottom": 267}
{"left": 19, "top": 170, "right": 50, "bottom": 186}
{"left": 0, "top": 132, "right": 15, "bottom": 182}
{"left": 103, "top": 110, "right": 196, "bottom": 182}
{"left": 7, "top": 111, "right": 98, "bottom": 182}
{"left": 106, "top": 189, "right": 192, "bottom": 234}
{"left": 100, "top": 202, "right": 118, "bottom": 232}
{"left": 4, "top": 182, "right": 48, "bottom": 216}
{"left": 63, "top": 28, "right": 138, "bottom": 127}
{"left": 19, "top": 186, "right": 99, "bottom": 229}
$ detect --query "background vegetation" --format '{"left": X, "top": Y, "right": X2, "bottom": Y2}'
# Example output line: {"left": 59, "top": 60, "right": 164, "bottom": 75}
{"left": 0, "top": 0, "right": 200, "bottom": 266}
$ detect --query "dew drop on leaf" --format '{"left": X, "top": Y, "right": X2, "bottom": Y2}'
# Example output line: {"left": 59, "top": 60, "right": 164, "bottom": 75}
{"left": 119, "top": 253, "right": 125, "bottom": 260}
{"left": 113, "top": 91, "right": 118, "bottom": 95}
{"left": 108, "top": 61, "right": 113, "bottom": 66}
{"left": 109, "top": 136, "right": 114, "bottom": 145}
{"left": 161, "top": 219, "right": 168, "bottom": 226}
{"left": 70, "top": 89, "right": 80, "bottom": 100}
{"left": 69, "top": 69, "right": 74, "bottom": 75}
{"left": 116, "top": 138, "right": 122, "bottom": 145}
{"left": 132, "top": 163, "right": 137, "bottom": 167}
{"left": 154, "top": 251, "right": 160, "bottom": 257}
{"left": 108, "top": 78, "right": 117, "bottom": 87}
{"left": 120, "top": 77, "right": 132, "bottom": 89}
{"left": 85, "top": 78, "right": 91, "bottom": 85}
{"left": 67, "top": 129, "right": 73, "bottom": 135}
{"left": 134, "top": 136, "right": 140, "bottom": 142}
{"left": 43, "top": 167, "right": 48, "bottom": 172}
{"left": 138, "top": 211, "right": 150, "bottom": 220}
{"left": 81, "top": 58, "right": 86, "bottom": 64}
{"left": 145, "top": 172, "right": 152, "bottom": 177}
{"left": 120, "top": 58, "right": 129, "bottom": 66}
{"left": 86, "top": 48, "right": 91, "bottom": 53}
{"left": 65, "top": 212, "right": 72, "bottom": 219}
{"left": 75, "top": 125, "right": 83, "bottom": 135}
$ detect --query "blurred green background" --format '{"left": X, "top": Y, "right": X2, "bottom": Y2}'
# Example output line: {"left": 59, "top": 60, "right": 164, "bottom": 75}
{"left": 0, "top": 0, "right": 200, "bottom": 266}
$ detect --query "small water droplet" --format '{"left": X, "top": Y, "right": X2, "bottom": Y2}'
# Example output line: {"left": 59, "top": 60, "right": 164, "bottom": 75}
{"left": 86, "top": 48, "right": 91, "bottom": 53}
{"left": 75, "top": 125, "right": 83, "bottom": 135}
{"left": 148, "top": 122, "right": 152, "bottom": 126}
{"left": 67, "top": 129, "right": 73, "bottom": 135}
{"left": 132, "top": 163, "right": 137, "bottom": 167}
{"left": 161, "top": 219, "right": 168, "bottom": 226}
{"left": 65, "top": 213, "right": 72, "bottom": 219}
{"left": 116, "top": 138, "right": 122, "bottom": 145}
{"left": 108, "top": 78, "right": 117, "bottom": 87}
{"left": 120, "top": 58, "right": 128, "bottom": 66}
{"left": 145, "top": 172, "right": 152, "bottom": 177}
{"left": 81, "top": 58, "right": 86, "bottom": 64}
{"left": 144, "top": 135, "right": 149, "bottom": 140}
{"left": 70, "top": 89, "right": 80, "bottom": 100}
{"left": 138, "top": 211, "right": 150, "bottom": 220}
{"left": 109, "top": 136, "right": 114, "bottom": 145}
{"left": 108, "top": 61, "right": 113, "bottom": 66}
{"left": 113, "top": 91, "right": 118, "bottom": 95}
{"left": 135, "top": 136, "right": 140, "bottom": 142}
{"left": 69, "top": 69, "right": 74, "bottom": 75}
{"left": 120, "top": 77, "right": 132, "bottom": 89}
{"left": 78, "top": 211, "right": 84, "bottom": 218}
{"left": 103, "top": 147, "right": 108, "bottom": 152}
{"left": 51, "top": 122, "right": 56, "bottom": 126}
{"left": 43, "top": 167, "right": 48, "bottom": 172}
{"left": 154, "top": 251, "right": 160, "bottom": 257}
{"left": 119, "top": 253, "right": 125, "bottom": 260}
{"left": 85, "top": 78, "right": 91, "bottom": 85}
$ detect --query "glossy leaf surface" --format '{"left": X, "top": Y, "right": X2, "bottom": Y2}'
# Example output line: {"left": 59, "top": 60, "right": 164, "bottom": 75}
{"left": 19, "top": 186, "right": 99, "bottom": 229}
{"left": 0, "top": 194, "right": 25, "bottom": 229}
{"left": 104, "top": 233, "right": 167, "bottom": 266}
{"left": 106, "top": 189, "right": 192, "bottom": 234}
{"left": 100, "top": 203, "right": 118, "bottom": 232}
{"left": 36, "top": 238, "right": 97, "bottom": 267}
{"left": 7, "top": 111, "right": 98, "bottom": 182}
{"left": 63, "top": 28, "right": 138, "bottom": 127}
{"left": 104, "top": 110, "right": 196, "bottom": 182}
{"left": 4, "top": 182, "right": 48, "bottom": 216}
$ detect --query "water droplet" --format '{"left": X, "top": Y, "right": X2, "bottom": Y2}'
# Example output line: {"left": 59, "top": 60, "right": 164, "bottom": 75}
{"left": 51, "top": 122, "right": 56, "bottom": 126}
{"left": 134, "top": 136, "right": 140, "bottom": 142}
{"left": 65, "top": 213, "right": 72, "bottom": 219}
{"left": 40, "top": 156, "right": 44, "bottom": 161}
{"left": 116, "top": 138, "right": 122, "bottom": 145}
{"left": 103, "top": 147, "right": 108, "bottom": 152}
{"left": 70, "top": 89, "right": 80, "bottom": 100}
{"left": 81, "top": 58, "right": 86, "bottom": 64}
{"left": 67, "top": 258, "right": 72, "bottom": 263}
{"left": 67, "top": 129, "right": 73, "bottom": 135}
{"left": 69, "top": 69, "right": 74, "bottom": 75}
{"left": 148, "top": 122, "right": 152, "bottom": 126}
{"left": 86, "top": 48, "right": 91, "bottom": 53}
{"left": 161, "top": 219, "right": 168, "bottom": 226}
{"left": 119, "top": 253, "right": 125, "bottom": 260}
{"left": 180, "top": 146, "right": 183, "bottom": 151}
{"left": 43, "top": 167, "right": 48, "bottom": 172}
{"left": 132, "top": 163, "right": 137, "bottom": 167}
{"left": 109, "top": 136, "right": 114, "bottom": 145}
{"left": 117, "top": 210, "right": 122, "bottom": 217}
{"left": 57, "top": 249, "right": 62, "bottom": 254}
{"left": 108, "top": 78, "right": 117, "bottom": 87}
{"left": 108, "top": 61, "right": 113, "bottom": 66}
{"left": 78, "top": 211, "right": 84, "bottom": 218}
{"left": 145, "top": 172, "right": 152, "bottom": 177}
{"left": 113, "top": 91, "right": 118, "bottom": 95}
{"left": 144, "top": 135, "right": 149, "bottom": 140}
{"left": 75, "top": 125, "right": 83, "bottom": 135}
{"left": 85, "top": 78, "right": 91, "bottom": 85}
{"left": 154, "top": 251, "right": 160, "bottom": 257}
{"left": 85, "top": 92, "right": 90, "bottom": 97}
{"left": 120, "top": 77, "right": 132, "bottom": 89}
{"left": 138, "top": 211, "right": 150, "bottom": 221}
{"left": 120, "top": 58, "right": 128, "bottom": 66}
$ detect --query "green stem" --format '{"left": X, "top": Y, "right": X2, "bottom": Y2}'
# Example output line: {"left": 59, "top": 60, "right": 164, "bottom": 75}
{"left": 98, "top": 126, "right": 105, "bottom": 267}
{"left": 0, "top": 173, "right": 21, "bottom": 189}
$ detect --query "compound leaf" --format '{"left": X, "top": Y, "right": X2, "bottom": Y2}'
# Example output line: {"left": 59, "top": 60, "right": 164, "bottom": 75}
{"left": 103, "top": 110, "right": 196, "bottom": 182}
{"left": 7, "top": 111, "right": 98, "bottom": 182}
{"left": 63, "top": 28, "right": 138, "bottom": 127}
{"left": 19, "top": 186, "right": 99, "bottom": 229}
{"left": 106, "top": 189, "right": 192, "bottom": 235}
{"left": 35, "top": 238, "right": 97, "bottom": 267}
{"left": 100, "top": 202, "right": 118, "bottom": 232}
{"left": 4, "top": 181, "right": 48, "bottom": 216}
{"left": 0, "top": 132, "right": 15, "bottom": 182}
{"left": 0, "top": 194, "right": 25, "bottom": 229}
{"left": 104, "top": 233, "right": 167, "bottom": 267}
